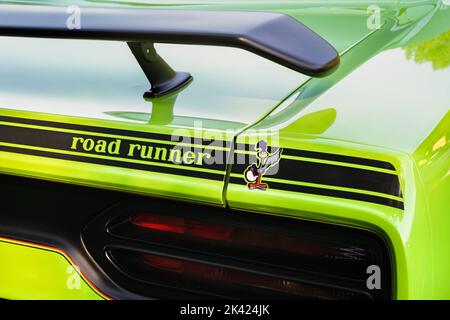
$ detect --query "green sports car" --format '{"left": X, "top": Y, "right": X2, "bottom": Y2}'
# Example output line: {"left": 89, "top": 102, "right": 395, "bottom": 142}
{"left": 0, "top": 0, "right": 448, "bottom": 300}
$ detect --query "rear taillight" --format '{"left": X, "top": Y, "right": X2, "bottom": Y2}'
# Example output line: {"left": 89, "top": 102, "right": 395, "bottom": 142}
{"left": 108, "top": 250, "right": 366, "bottom": 299}
{"left": 129, "top": 213, "right": 331, "bottom": 257}
{"left": 82, "top": 200, "right": 393, "bottom": 299}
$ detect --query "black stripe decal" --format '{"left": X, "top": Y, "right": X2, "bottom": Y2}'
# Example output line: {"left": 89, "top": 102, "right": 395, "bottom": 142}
{"left": 0, "top": 115, "right": 233, "bottom": 148}
{"left": 0, "top": 124, "right": 228, "bottom": 172}
{"left": 0, "top": 116, "right": 395, "bottom": 171}
{"left": 281, "top": 149, "right": 395, "bottom": 170}
{"left": 0, "top": 123, "right": 227, "bottom": 181}
{"left": 0, "top": 115, "right": 403, "bottom": 207}
{"left": 0, "top": 116, "right": 397, "bottom": 172}
{"left": 0, "top": 145, "right": 223, "bottom": 181}
{"left": 229, "top": 177, "right": 404, "bottom": 209}
{"left": 232, "top": 155, "right": 402, "bottom": 198}
{"left": 235, "top": 143, "right": 395, "bottom": 170}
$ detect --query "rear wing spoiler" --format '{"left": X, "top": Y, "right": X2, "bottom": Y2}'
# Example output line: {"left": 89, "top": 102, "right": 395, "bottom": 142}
{"left": 0, "top": 4, "right": 340, "bottom": 98}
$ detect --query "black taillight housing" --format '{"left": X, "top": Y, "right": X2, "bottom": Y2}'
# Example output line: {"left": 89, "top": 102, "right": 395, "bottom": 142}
{"left": 82, "top": 200, "right": 393, "bottom": 299}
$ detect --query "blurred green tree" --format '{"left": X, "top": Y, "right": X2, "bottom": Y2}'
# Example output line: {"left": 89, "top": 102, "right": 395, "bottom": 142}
{"left": 404, "top": 29, "right": 450, "bottom": 70}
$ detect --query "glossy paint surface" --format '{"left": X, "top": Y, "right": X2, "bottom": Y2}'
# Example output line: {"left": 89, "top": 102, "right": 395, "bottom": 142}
{"left": 0, "top": 0, "right": 448, "bottom": 299}
{"left": 227, "top": 1, "right": 450, "bottom": 299}
{"left": 0, "top": 237, "right": 104, "bottom": 299}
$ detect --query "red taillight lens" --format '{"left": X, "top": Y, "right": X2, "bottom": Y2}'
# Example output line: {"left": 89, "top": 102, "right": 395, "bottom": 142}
{"left": 131, "top": 213, "right": 233, "bottom": 242}
{"left": 130, "top": 213, "right": 332, "bottom": 257}
{"left": 131, "top": 214, "right": 186, "bottom": 234}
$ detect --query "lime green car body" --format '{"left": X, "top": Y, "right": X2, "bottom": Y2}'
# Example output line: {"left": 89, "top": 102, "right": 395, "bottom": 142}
{"left": 0, "top": 0, "right": 449, "bottom": 299}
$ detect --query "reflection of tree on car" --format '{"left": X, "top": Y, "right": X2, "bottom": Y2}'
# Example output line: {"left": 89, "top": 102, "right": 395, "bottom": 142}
{"left": 404, "top": 29, "right": 450, "bottom": 70}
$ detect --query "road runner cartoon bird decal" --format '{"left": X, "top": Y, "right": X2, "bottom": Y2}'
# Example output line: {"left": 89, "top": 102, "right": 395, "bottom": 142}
{"left": 244, "top": 141, "right": 283, "bottom": 191}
